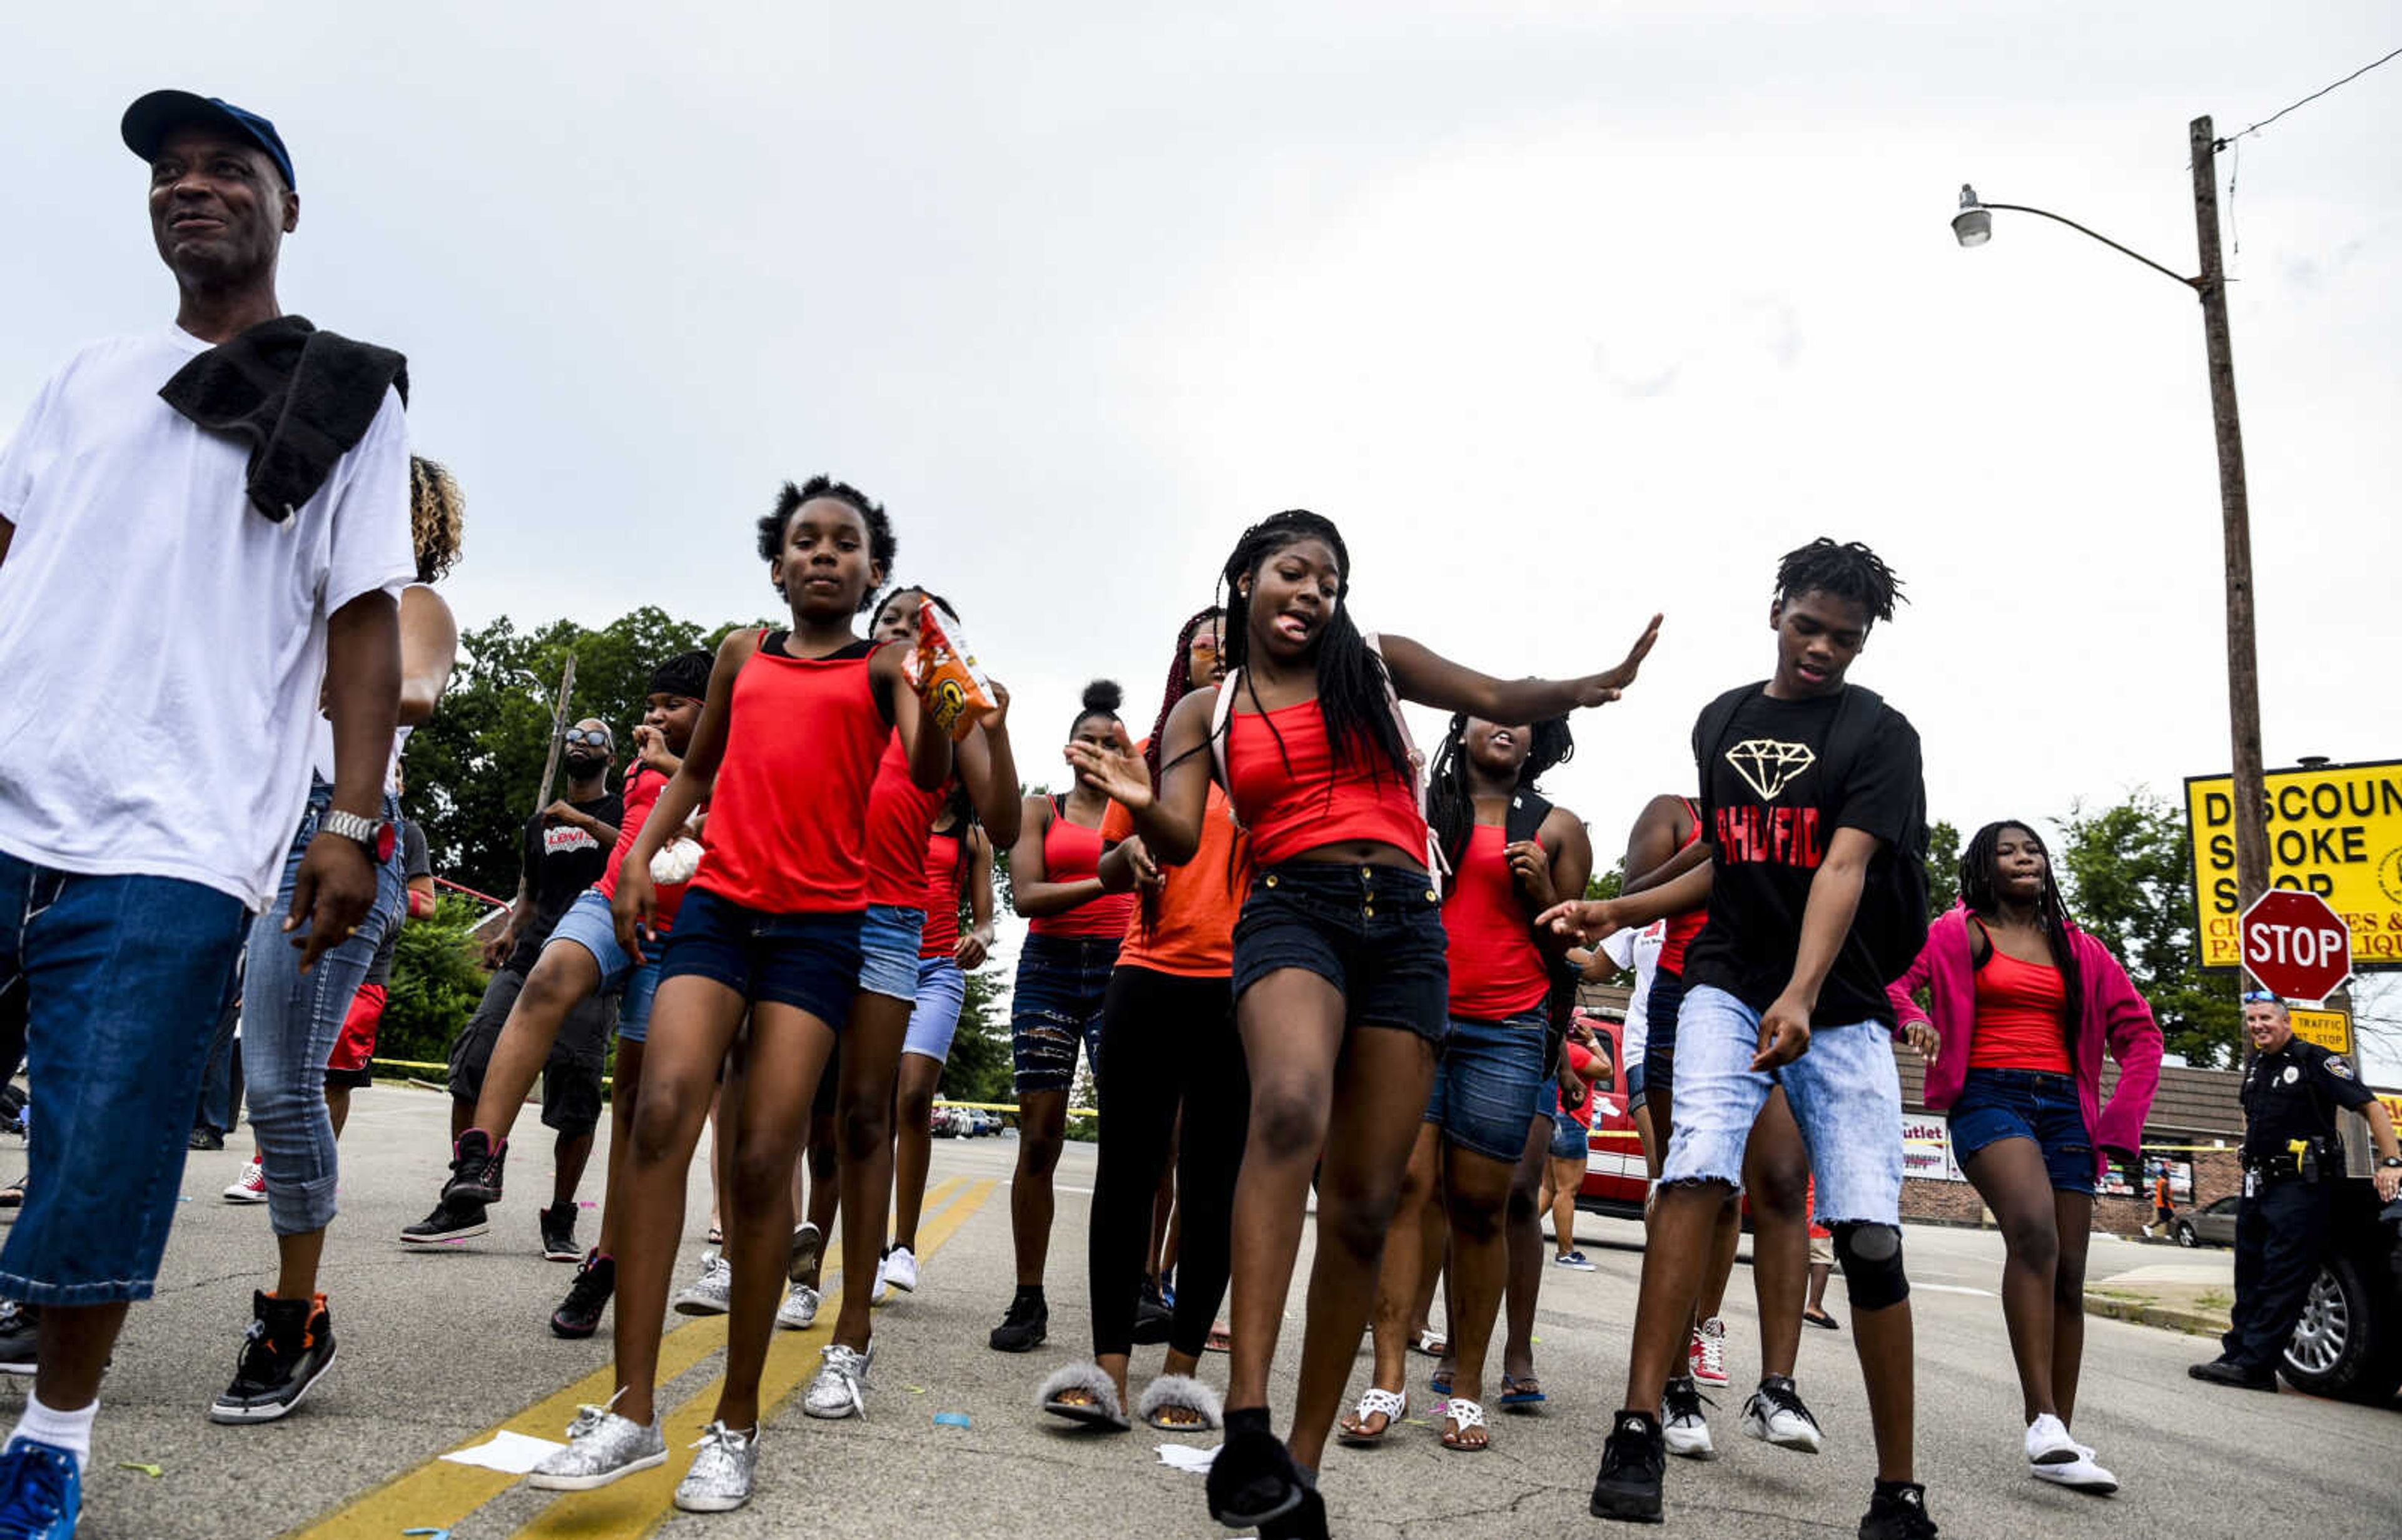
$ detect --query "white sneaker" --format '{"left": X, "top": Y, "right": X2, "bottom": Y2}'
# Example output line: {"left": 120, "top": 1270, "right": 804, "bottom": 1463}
{"left": 802, "top": 1342, "right": 872, "bottom": 1419}
{"left": 527, "top": 1397, "right": 667, "bottom": 1491}
{"left": 869, "top": 1254, "right": 889, "bottom": 1306}
{"left": 1740, "top": 1376, "right": 1823, "bottom": 1454}
{"left": 674, "top": 1252, "right": 732, "bottom": 1315}
{"left": 883, "top": 1245, "right": 918, "bottom": 1293}
{"left": 1693, "top": 1316, "right": 1728, "bottom": 1385}
{"left": 2032, "top": 1452, "right": 2119, "bottom": 1495}
{"left": 2025, "top": 1412, "right": 2078, "bottom": 1465}
{"left": 223, "top": 1157, "right": 267, "bottom": 1205}
{"left": 777, "top": 1284, "right": 821, "bottom": 1330}
{"left": 1661, "top": 1376, "right": 1714, "bottom": 1460}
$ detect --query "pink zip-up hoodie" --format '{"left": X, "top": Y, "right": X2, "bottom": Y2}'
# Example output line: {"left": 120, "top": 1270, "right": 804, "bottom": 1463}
{"left": 1885, "top": 904, "right": 2163, "bottom": 1183}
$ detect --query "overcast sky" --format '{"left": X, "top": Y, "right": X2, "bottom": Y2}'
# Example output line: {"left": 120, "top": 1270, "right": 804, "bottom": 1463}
{"left": 12, "top": 3, "right": 2400, "bottom": 1071}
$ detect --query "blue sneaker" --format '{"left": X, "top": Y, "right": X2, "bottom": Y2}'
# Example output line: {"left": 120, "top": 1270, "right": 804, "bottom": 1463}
{"left": 0, "top": 1437, "right": 81, "bottom": 1537}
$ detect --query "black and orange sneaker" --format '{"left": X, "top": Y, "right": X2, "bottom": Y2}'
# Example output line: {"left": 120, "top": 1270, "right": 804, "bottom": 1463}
{"left": 211, "top": 1290, "right": 338, "bottom": 1423}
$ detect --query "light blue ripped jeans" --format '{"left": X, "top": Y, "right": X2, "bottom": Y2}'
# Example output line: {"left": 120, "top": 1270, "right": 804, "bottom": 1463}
{"left": 1659, "top": 984, "right": 1903, "bottom": 1226}
{"left": 240, "top": 780, "right": 405, "bottom": 1237}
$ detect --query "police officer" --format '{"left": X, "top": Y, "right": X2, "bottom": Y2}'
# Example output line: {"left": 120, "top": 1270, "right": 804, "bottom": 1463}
{"left": 2188, "top": 993, "right": 2401, "bottom": 1390}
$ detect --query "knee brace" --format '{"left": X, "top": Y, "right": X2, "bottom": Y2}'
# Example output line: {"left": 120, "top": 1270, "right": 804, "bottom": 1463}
{"left": 1833, "top": 1222, "right": 1910, "bottom": 1311}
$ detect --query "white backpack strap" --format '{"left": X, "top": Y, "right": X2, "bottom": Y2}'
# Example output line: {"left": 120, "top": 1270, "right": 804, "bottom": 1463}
{"left": 1210, "top": 672, "right": 1240, "bottom": 797}
{"left": 1362, "top": 633, "right": 1448, "bottom": 879}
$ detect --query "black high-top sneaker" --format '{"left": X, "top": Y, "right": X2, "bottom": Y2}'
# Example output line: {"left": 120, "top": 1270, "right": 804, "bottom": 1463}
{"left": 210, "top": 1290, "right": 338, "bottom": 1423}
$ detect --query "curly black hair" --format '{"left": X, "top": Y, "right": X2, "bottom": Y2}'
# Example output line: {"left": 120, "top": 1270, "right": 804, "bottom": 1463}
{"left": 756, "top": 476, "right": 896, "bottom": 612}
{"left": 646, "top": 649, "right": 714, "bottom": 701}
{"left": 1774, "top": 537, "right": 1906, "bottom": 628}
{"left": 1070, "top": 679, "right": 1123, "bottom": 740}
{"left": 1426, "top": 714, "right": 1574, "bottom": 876}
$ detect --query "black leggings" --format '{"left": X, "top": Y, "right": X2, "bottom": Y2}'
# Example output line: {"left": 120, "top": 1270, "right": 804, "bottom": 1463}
{"left": 1090, "top": 966, "right": 1247, "bottom": 1359}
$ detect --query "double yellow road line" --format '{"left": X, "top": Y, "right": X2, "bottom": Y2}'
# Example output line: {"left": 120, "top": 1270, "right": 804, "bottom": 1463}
{"left": 286, "top": 1176, "right": 996, "bottom": 1539}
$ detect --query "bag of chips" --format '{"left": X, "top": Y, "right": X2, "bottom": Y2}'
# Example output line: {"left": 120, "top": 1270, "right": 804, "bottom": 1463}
{"left": 904, "top": 598, "right": 1000, "bottom": 741}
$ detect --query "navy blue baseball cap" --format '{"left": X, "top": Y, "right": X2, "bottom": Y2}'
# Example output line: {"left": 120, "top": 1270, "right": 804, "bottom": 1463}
{"left": 121, "top": 91, "right": 296, "bottom": 190}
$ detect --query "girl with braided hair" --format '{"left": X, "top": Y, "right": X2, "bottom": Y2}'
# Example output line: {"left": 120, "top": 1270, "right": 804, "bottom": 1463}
{"left": 1338, "top": 712, "right": 1589, "bottom": 1452}
{"left": 1036, "top": 607, "right": 1249, "bottom": 1435}
{"left": 1885, "top": 821, "right": 2159, "bottom": 1497}
{"left": 1068, "top": 510, "right": 1658, "bottom": 1537}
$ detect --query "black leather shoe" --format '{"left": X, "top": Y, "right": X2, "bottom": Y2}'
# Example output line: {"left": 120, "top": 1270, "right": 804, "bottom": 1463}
{"left": 2186, "top": 1358, "right": 2276, "bottom": 1391}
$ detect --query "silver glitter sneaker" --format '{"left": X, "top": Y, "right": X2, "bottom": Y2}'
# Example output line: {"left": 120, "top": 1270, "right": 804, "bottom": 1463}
{"left": 776, "top": 1283, "right": 821, "bottom": 1330}
{"left": 674, "top": 1251, "right": 732, "bottom": 1316}
{"left": 802, "top": 1342, "right": 873, "bottom": 1419}
{"left": 526, "top": 1394, "right": 666, "bottom": 1491}
{"left": 672, "top": 1421, "right": 758, "bottom": 1513}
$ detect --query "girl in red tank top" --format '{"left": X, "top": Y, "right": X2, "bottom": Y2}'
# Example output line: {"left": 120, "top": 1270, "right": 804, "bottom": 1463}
{"left": 856, "top": 585, "right": 1020, "bottom": 1323}
{"left": 993, "top": 680, "right": 1135, "bottom": 1349}
{"left": 1338, "top": 713, "right": 1591, "bottom": 1451}
{"left": 546, "top": 479, "right": 953, "bottom": 1504}
{"left": 1065, "top": 511, "right": 1661, "bottom": 1521}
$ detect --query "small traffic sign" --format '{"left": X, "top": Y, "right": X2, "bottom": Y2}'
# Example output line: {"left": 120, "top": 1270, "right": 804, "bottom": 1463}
{"left": 2239, "top": 889, "right": 2354, "bottom": 1002}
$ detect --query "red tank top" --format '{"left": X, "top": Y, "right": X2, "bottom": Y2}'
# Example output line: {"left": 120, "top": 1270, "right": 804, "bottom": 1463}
{"left": 864, "top": 731, "right": 950, "bottom": 910}
{"left": 597, "top": 764, "right": 692, "bottom": 930}
{"left": 918, "top": 827, "right": 969, "bottom": 959}
{"left": 1656, "top": 796, "right": 1708, "bottom": 976}
{"left": 1968, "top": 946, "right": 2074, "bottom": 1075}
{"left": 1444, "top": 824, "right": 1552, "bottom": 1021}
{"left": 1028, "top": 801, "right": 1137, "bottom": 939}
{"left": 1224, "top": 702, "right": 1427, "bottom": 869}
{"left": 691, "top": 634, "right": 889, "bottom": 914}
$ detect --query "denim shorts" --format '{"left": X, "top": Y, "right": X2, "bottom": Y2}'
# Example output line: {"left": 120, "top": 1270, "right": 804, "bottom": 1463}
{"left": 0, "top": 850, "right": 246, "bottom": 1304}
{"left": 902, "top": 956, "right": 970, "bottom": 1063}
{"left": 1548, "top": 1095, "right": 1591, "bottom": 1162}
{"left": 657, "top": 886, "right": 862, "bottom": 1028}
{"left": 1948, "top": 1068, "right": 2096, "bottom": 1195}
{"left": 1661, "top": 984, "right": 1903, "bottom": 1227}
{"left": 1230, "top": 863, "right": 1449, "bottom": 1043}
{"left": 1426, "top": 1010, "right": 1549, "bottom": 1162}
{"left": 1645, "top": 967, "right": 1688, "bottom": 1096}
{"left": 1626, "top": 1058, "right": 1648, "bottom": 1110}
{"left": 859, "top": 903, "right": 927, "bottom": 1003}
{"left": 1013, "top": 931, "right": 1119, "bottom": 1096}
{"left": 547, "top": 888, "right": 664, "bottom": 1041}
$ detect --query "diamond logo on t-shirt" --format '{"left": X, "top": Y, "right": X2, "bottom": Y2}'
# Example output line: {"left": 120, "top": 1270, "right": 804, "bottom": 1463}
{"left": 1725, "top": 739, "right": 1817, "bottom": 802}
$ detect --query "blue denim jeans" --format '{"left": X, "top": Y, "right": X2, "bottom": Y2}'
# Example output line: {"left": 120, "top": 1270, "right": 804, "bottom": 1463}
{"left": 0, "top": 849, "right": 247, "bottom": 1304}
{"left": 1661, "top": 984, "right": 1905, "bottom": 1226}
{"left": 240, "top": 783, "right": 406, "bottom": 1237}
{"left": 1011, "top": 932, "right": 1120, "bottom": 1097}
{"left": 1426, "top": 1010, "right": 1549, "bottom": 1162}
{"left": 1948, "top": 1068, "right": 2096, "bottom": 1195}
{"left": 193, "top": 946, "right": 247, "bottom": 1134}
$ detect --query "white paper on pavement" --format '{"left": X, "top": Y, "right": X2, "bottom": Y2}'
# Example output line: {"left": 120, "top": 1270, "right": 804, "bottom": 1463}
{"left": 440, "top": 1431, "right": 567, "bottom": 1474}
{"left": 1155, "top": 1443, "right": 1219, "bottom": 1474}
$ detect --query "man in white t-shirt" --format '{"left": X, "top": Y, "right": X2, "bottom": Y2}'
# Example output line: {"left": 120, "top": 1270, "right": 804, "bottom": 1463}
{"left": 0, "top": 89, "right": 411, "bottom": 1522}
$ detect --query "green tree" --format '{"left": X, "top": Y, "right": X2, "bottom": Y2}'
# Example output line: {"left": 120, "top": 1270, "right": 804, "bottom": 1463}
{"left": 941, "top": 966, "right": 1016, "bottom": 1105}
{"left": 2059, "top": 789, "right": 2239, "bottom": 1067}
{"left": 406, "top": 607, "right": 757, "bottom": 898}
{"left": 1925, "top": 818, "right": 1961, "bottom": 918}
{"left": 380, "top": 895, "right": 492, "bottom": 1068}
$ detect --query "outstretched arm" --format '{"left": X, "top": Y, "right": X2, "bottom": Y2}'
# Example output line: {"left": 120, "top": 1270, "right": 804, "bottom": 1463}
{"left": 1376, "top": 616, "right": 1661, "bottom": 722}
{"left": 958, "top": 683, "right": 1023, "bottom": 847}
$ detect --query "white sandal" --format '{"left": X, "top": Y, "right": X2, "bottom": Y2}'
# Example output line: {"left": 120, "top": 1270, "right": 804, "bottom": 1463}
{"left": 1336, "top": 1386, "right": 1408, "bottom": 1446}
{"left": 1441, "top": 1398, "right": 1490, "bottom": 1451}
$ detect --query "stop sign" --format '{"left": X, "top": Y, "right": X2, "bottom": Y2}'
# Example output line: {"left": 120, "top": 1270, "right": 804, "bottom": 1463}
{"left": 2239, "top": 889, "right": 2354, "bottom": 1001}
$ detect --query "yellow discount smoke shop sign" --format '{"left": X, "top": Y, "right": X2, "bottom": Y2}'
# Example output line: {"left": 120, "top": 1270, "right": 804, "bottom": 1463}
{"left": 2186, "top": 759, "right": 2402, "bottom": 971}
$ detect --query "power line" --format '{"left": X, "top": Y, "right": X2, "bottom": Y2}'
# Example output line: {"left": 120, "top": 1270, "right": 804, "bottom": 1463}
{"left": 2215, "top": 44, "right": 2402, "bottom": 150}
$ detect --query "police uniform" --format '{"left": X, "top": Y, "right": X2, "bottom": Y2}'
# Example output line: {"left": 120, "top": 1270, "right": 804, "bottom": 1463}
{"left": 2219, "top": 1036, "right": 2377, "bottom": 1373}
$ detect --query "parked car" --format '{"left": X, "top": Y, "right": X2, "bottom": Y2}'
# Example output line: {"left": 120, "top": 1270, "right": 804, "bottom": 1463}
{"left": 931, "top": 1105, "right": 958, "bottom": 1138}
{"left": 2172, "top": 1195, "right": 2239, "bottom": 1249}
{"left": 1570, "top": 1010, "right": 1648, "bottom": 1218}
{"left": 971, "top": 1109, "right": 1001, "bottom": 1137}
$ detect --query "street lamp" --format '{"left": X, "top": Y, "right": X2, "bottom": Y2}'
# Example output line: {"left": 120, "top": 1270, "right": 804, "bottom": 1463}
{"left": 1954, "top": 118, "right": 2274, "bottom": 966}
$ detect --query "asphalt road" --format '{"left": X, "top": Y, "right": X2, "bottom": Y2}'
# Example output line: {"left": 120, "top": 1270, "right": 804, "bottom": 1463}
{"left": 4, "top": 1085, "right": 2393, "bottom": 1540}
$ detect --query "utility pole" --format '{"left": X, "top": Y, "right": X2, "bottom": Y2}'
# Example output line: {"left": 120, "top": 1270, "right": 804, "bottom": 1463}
{"left": 2189, "top": 116, "right": 2270, "bottom": 924}
{"left": 531, "top": 654, "right": 578, "bottom": 818}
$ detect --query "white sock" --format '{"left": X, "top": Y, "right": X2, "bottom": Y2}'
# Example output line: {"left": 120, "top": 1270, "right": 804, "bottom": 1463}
{"left": 13, "top": 1392, "right": 96, "bottom": 1471}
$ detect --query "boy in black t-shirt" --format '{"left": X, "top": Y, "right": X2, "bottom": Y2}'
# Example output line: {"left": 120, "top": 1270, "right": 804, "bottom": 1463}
{"left": 1544, "top": 540, "right": 1936, "bottom": 1539}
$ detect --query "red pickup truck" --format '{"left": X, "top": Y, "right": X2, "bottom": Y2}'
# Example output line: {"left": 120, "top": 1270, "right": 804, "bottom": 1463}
{"left": 1569, "top": 1009, "right": 1652, "bottom": 1217}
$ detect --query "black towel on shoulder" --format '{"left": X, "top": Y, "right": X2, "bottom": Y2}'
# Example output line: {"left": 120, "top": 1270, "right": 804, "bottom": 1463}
{"left": 158, "top": 314, "right": 409, "bottom": 523}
